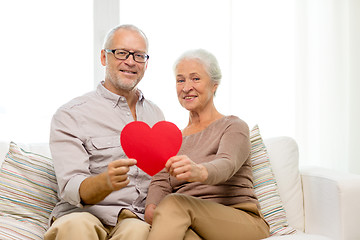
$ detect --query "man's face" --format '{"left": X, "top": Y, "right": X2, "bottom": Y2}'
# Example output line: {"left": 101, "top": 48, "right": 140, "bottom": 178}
{"left": 101, "top": 29, "right": 148, "bottom": 95}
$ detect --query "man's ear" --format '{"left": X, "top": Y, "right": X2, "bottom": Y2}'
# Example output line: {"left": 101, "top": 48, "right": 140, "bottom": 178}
{"left": 101, "top": 49, "right": 107, "bottom": 66}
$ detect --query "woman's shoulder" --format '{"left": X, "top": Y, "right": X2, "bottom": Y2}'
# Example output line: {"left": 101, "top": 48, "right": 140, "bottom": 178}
{"left": 221, "top": 115, "right": 249, "bottom": 129}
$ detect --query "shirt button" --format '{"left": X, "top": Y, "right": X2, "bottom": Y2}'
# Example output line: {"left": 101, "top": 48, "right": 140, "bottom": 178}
{"left": 127, "top": 112, "right": 131, "bottom": 116}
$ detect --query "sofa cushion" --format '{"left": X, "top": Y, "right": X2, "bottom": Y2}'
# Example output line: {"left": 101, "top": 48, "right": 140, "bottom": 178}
{"left": 0, "top": 216, "right": 43, "bottom": 240}
{"left": 0, "top": 142, "right": 58, "bottom": 236}
{"left": 0, "top": 141, "right": 51, "bottom": 166}
{"left": 250, "top": 125, "right": 297, "bottom": 235}
{"left": 264, "top": 136, "right": 304, "bottom": 232}
{"left": 266, "top": 232, "right": 332, "bottom": 240}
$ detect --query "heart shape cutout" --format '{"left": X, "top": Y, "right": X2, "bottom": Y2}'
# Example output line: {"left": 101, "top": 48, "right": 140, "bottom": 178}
{"left": 120, "top": 121, "right": 182, "bottom": 176}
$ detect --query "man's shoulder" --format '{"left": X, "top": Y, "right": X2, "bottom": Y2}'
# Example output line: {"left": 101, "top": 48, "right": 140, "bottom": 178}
{"left": 142, "top": 98, "right": 161, "bottom": 109}
{"left": 141, "top": 98, "right": 164, "bottom": 117}
{"left": 58, "top": 90, "right": 96, "bottom": 111}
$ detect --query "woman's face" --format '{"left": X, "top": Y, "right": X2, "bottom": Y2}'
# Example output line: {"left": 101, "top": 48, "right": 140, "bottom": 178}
{"left": 175, "top": 59, "right": 218, "bottom": 112}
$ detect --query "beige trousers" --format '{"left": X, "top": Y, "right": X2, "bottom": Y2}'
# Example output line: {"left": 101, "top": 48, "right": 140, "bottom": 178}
{"left": 44, "top": 209, "right": 150, "bottom": 240}
{"left": 147, "top": 194, "right": 270, "bottom": 240}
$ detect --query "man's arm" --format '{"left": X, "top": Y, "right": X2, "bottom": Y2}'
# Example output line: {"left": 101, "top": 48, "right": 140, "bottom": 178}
{"left": 79, "top": 158, "right": 137, "bottom": 205}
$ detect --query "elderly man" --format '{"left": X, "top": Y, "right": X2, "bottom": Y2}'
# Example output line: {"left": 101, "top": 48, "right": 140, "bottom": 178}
{"left": 44, "top": 24, "right": 164, "bottom": 240}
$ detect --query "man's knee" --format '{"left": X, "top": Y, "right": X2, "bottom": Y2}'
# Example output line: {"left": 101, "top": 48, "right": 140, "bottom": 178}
{"left": 54, "top": 212, "right": 102, "bottom": 227}
{"left": 119, "top": 217, "right": 150, "bottom": 230}
{"left": 45, "top": 212, "right": 106, "bottom": 240}
{"left": 110, "top": 218, "right": 150, "bottom": 239}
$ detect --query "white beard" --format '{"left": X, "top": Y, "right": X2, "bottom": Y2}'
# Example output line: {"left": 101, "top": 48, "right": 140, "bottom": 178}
{"left": 106, "top": 68, "right": 139, "bottom": 92}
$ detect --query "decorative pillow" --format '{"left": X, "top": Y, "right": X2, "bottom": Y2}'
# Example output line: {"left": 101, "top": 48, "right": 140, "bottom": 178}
{"left": 0, "top": 216, "right": 44, "bottom": 240}
{"left": 0, "top": 142, "right": 58, "bottom": 237}
{"left": 250, "top": 125, "right": 296, "bottom": 235}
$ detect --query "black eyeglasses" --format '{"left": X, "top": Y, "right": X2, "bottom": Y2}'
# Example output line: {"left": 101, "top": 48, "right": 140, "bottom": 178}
{"left": 105, "top": 49, "right": 149, "bottom": 63}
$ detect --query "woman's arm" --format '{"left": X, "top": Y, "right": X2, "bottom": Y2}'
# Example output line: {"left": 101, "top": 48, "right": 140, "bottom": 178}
{"left": 144, "top": 203, "right": 156, "bottom": 224}
{"left": 202, "top": 122, "right": 251, "bottom": 185}
{"left": 165, "top": 155, "right": 208, "bottom": 182}
{"left": 145, "top": 169, "right": 173, "bottom": 222}
{"left": 163, "top": 118, "right": 250, "bottom": 185}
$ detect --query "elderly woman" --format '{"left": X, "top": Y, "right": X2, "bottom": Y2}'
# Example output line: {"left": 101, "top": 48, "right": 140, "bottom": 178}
{"left": 144, "top": 49, "right": 270, "bottom": 240}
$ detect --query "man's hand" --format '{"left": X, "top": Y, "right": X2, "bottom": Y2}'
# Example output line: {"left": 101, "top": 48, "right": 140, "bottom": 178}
{"left": 165, "top": 155, "right": 208, "bottom": 182}
{"left": 106, "top": 158, "right": 137, "bottom": 190}
{"left": 79, "top": 158, "right": 137, "bottom": 205}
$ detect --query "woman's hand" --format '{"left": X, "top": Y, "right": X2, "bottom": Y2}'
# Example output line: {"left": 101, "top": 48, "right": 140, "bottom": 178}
{"left": 145, "top": 204, "right": 156, "bottom": 224}
{"left": 165, "top": 155, "right": 208, "bottom": 182}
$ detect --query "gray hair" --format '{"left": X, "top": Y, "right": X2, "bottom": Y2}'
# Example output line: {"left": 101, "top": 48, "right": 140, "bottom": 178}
{"left": 173, "top": 49, "right": 222, "bottom": 86}
{"left": 103, "top": 24, "right": 149, "bottom": 51}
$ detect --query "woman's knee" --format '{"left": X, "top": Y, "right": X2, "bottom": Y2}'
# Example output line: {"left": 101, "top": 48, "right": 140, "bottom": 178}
{"left": 158, "top": 193, "right": 193, "bottom": 208}
{"left": 155, "top": 194, "right": 198, "bottom": 218}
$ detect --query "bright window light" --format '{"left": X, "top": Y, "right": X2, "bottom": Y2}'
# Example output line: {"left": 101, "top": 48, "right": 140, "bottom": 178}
{"left": 0, "top": 1, "right": 93, "bottom": 142}
{"left": 119, "top": 0, "right": 295, "bottom": 138}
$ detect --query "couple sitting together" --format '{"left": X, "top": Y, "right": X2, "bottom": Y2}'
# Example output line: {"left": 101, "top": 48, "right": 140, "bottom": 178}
{"left": 44, "top": 24, "right": 270, "bottom": 240}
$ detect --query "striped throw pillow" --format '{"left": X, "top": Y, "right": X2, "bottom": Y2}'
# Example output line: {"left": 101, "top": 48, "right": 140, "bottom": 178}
{"left": 0, "top": 216, "right": 44, "bottom": 240}
{"left": 0, "top": 142, "right": 58, "bottom": 238}
{"left": 250, "top": 125, "right": 296, "bottom": 236}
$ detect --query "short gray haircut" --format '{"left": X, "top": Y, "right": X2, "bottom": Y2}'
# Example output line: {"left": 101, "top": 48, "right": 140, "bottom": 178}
{"left": 173, "top": 49, "right": 222, "bottom": 85}
{"left": 103, "top": 24, "right": 149, "bottom": 51}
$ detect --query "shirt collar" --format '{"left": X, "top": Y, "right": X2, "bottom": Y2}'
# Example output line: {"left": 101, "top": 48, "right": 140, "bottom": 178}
{"left": 96, "top": 81, "right": 144, "bottom": 108}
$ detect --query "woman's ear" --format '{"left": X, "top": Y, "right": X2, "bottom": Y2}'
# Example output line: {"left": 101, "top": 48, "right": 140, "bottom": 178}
{"left": 213, "top": 84, "right": 219, "bottom": 96}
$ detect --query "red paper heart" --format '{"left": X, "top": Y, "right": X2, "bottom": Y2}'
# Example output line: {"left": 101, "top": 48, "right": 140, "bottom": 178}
{"left": 120, "top": 121, "right": 182, "bottom": 176}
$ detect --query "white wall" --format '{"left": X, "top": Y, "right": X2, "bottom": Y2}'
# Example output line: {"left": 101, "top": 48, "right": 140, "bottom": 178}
{"left": 0, "top": 0, "right": 93, "bottom": 143}
{"left": 0, "top": 0, "right": 358, "bottom": 174}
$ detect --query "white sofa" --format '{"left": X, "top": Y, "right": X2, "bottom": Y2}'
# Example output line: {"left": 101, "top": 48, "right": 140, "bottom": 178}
{"left": 0, "top": 136, "right": 360, "bottom": 240}
{"left": 262, "top": 137, "right": 360, "bottom": 240}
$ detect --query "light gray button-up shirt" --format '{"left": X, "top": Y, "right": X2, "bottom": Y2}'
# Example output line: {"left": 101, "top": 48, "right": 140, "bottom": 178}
{"left": 49, "top": 82, "right": 164, "bottom": 226}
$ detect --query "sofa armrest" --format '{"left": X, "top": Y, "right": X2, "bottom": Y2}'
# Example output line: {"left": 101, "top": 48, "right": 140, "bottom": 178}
{"left": 301, "top": 167, "right": 360, "bottom": 240}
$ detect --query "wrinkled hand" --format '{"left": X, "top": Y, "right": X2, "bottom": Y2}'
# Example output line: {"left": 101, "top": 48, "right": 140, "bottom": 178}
{"left": 145, "top": 204, "right": 156, "bottom": 224}
{"left": 165, "top": 155, "right": 208, "bottom": 182}
{"left": 106, "top": 158, "right": 137, "bottom": 191}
